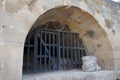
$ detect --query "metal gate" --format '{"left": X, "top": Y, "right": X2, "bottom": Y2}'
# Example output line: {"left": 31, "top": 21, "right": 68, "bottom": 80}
{"left": 23, "top": 22, "right": 86, "bottom": 73}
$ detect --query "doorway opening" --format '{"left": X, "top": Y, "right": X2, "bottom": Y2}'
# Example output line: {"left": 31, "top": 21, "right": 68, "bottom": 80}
{"left": 23, "top": 21, "right": 87, "bottom": 73}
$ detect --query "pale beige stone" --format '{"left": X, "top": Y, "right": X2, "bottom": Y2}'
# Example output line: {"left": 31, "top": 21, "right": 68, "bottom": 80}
{"left": 117, "top": 71, "right": 120, "bottom": 79}
{"left": 115, "top": 60, "right": 120, "bottom": 70}
{"left": 22, "top": 70, "right": 117, "bottom": 80}
{"left": 114, "top": 50, "right": 120, "bottom": 60}
{"left": 105, "top": 59, "right": 115, "bottom": 70}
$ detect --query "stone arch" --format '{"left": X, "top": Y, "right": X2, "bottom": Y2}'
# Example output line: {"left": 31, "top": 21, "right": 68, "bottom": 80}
{"left": 23, "top": 5, "right": 114, "bottom": 72}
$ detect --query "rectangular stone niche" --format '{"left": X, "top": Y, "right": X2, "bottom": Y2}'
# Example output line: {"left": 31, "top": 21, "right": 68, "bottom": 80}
{"left": 22, "top": 70, "right": 117, "bottom": 80}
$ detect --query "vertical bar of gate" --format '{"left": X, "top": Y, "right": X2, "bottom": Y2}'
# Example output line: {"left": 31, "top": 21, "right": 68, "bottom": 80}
{"left": 66, "top": 32, "right": 69, "bottom": 66}
{"left": 62, "top": 32, "right": 64, "bottom": 67}
{"left": 70, "top": 33, "right": 73, "bottom": 68}
{"left": 74, "top": 34, "right": 77, "bottom": 63}
{"left": 81, "top": 39, "right": 84, "bottom": 57}
{"left": 34, "top": 30, "right": 38, "bottom": 72}
{"left": 49, "top": 32, "right": 51, "bottom": 71}
{"left": 40, "top": 30, "right": 42, "bottom": 71}
{"left": 27, "top": 36, "right": 30, "bottom": 72}
{"left": 77, "top": 34, "right": 81, "bottom": 67}
{"left": 82, "top": 40, "right": 86, "bottom": 56}
{"left": 44, "top": 31, "right": 47, "bottom": 71}
{"left": 52, "top": 33, "right": 55, "bottom": 70}
{"left": 57, "top": 31, "right": 60, "bottom": 70}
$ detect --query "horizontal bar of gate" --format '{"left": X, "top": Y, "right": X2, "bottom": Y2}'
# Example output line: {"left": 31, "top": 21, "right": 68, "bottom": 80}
{"left": 60, "top": 47, "right": 85, "bottom": 49}
{"left": 38, "top": 28, "right": 79, "bottom": 34}
{"left": 37, "top": 55, "right": 49, "bottom": 57}
{"left": 24, "top": 45, "right": 34, "bottom": 47}
{"left": 37, "top": 31, "right": 54, "bottom": 63}
{"left": 23, "top": 63, "right": 32, "bottom": 66}
{"left": 61, "top": 62, "right": 82, "bottom": 64}
{"left": 46, "top": 44, "right": 57, "bottom": 46}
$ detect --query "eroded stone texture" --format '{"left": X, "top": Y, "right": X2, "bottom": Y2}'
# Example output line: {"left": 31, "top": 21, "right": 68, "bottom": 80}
{"left": 5, "top": 0, "right": 33, "bottom": 13}
{"left": 117, "top": 71, "right": 120, "bottom": 79}
{"left": 22, "top": 70, "right": 117, "bottom": 80}
{"left": 82, "top": 56, "right": 101, "bottom": 72}
{"left": 0, "top": 0, "right": 5, "bottom": 12}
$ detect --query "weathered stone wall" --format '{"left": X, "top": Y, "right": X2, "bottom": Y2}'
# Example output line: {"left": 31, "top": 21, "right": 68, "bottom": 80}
{"left": 0, "top": 0, "right": 120, "bottom": 80}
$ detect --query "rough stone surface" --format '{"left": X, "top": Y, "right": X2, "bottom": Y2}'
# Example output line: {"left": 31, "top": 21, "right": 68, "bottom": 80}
{"left": 117, "top": 71, "right": 120, "bottom": 79}
{"left": 22, "top": 70, "right": 117, "bottom": 80}
{"left": 82, "top": 56, "right": 101, "bottom": 72}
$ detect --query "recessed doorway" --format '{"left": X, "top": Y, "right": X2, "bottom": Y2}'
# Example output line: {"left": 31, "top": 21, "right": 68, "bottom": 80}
{"left": 23, "top": 21, "right": 87, "bottom": 73}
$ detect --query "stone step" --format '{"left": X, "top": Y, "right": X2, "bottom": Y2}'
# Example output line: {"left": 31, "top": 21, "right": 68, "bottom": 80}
{"left": 22, "top": 70, "right": 117, "bottom": 80}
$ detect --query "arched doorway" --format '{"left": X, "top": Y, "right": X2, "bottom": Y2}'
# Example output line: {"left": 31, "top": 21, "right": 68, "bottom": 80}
{"left": 23, "top": 5, "right": 114, "bottom": 75}
{"left": 23, "top": 21, "right": 87, "bottom": 73}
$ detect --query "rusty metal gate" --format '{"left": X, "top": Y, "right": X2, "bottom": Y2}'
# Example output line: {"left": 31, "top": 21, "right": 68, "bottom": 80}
{"left": 23, "top": 22, "right": 86, "bottom": 73}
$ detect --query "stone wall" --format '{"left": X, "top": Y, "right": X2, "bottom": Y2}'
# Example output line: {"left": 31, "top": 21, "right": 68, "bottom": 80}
{"left": 0, "top": 0, "right": 120, "bottom": 80}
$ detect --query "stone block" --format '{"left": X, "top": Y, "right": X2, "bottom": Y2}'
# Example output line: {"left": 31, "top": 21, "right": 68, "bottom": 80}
{"left": 115, "top": 60, "right": 120, "bottom": 70}
{"left": 97, "top": 59, "right": 105, "bottom": 70}
{"left": 0, "top": 12, "right": 14, "bottom": 26}
{"left": 114, "top": 50, "right": 120, "bottom": 60}
{"left": 82, "top": 56, "right": 101, "bottom": 72}
{"left": 0, "top": 59, "right": 22, "bottom": 80}
{"left": 0, "top": 43, "right": 24, "bottom": 60}
{"left": 3, "top": 27, "right": 26, "bottom": 44}
{"left": 23, "top": 70, "right": 117, "bottom": 80}
{"left": 117, "top": 71, "right": 120, "bottom": 79}
{"left": 105, "top": 59, "right": 115, "bottom": 70}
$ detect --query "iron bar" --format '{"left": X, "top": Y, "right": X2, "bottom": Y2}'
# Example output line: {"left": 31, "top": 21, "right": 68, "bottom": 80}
{"left": 40, "top": 30, "right": 42, "bottom": 71}
{"left": 57, "top": 31, "right": 60, "bottom": 70}
{"left": 34, "top": 30, "right": 38, "bottom": 72}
